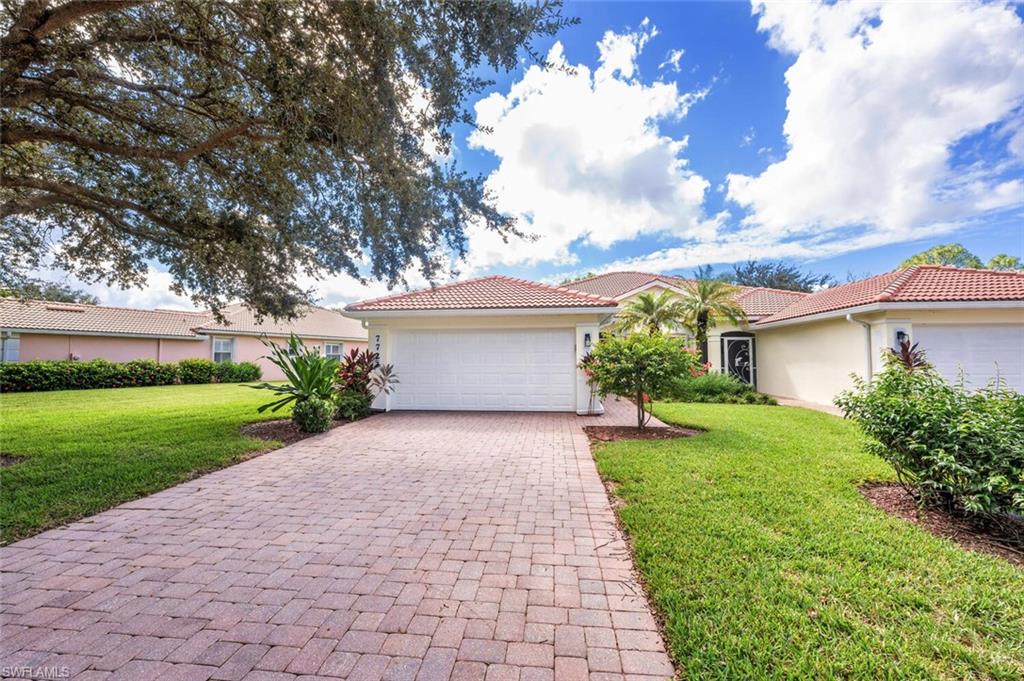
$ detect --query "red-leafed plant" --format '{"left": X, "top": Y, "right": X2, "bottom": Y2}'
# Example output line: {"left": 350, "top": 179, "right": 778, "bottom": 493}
{"left": 888, "top": 339, "right": 929, "bottom": 372}
{"left": 335, "top": 348, "right": 400, "bottom": 421}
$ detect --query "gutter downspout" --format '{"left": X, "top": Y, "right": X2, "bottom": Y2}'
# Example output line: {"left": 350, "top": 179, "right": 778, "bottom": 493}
{"left": 845, "top": 314, "right": 872, "bottom": 381}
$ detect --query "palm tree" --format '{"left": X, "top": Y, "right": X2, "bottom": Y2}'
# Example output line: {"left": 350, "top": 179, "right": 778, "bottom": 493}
{"left": 614, "top": 290, "right": 688, "bottom": 335}
{"left": 678, "top": 278, "right": 747, "bottom": 363}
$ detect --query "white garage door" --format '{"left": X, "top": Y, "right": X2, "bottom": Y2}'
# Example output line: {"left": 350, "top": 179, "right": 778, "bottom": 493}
{"left": 913, "top": 324, "right": 1024, "bottom": 392}
{"left": 390, "top": 328, "right": 577, "bottom": 411}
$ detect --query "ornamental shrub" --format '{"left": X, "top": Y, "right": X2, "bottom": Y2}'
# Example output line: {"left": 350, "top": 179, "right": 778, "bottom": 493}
{"left": 213, "top": 360, "right": 262, "bottom": 383}
{"left": 583, "top": 333, "right": 702, "bottom": 429}
{"left": 291, "top": 395, "right": 333, "bottom": 433}
{"left": 177, "top": 358, "right": 215, "bottom": 384}
{"left": 335, "top": 389, "right": 373, "bottom": 421}
{"left": 250, "top": 334, "right": 338, "bottom": 413}
{"left": 0, "top": 358, "right": 180, "bottom": 392}
{"left": 836, "top": 353, "right": 1024, "bottom": 517}
{"left": 665, "top": 372, "right": 777, "bottom": 405}
{"left": 123, "top": 359, "right": 179, "bottom": 386}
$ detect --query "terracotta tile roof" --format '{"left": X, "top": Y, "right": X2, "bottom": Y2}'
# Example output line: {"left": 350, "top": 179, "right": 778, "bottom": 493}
{"left": 733, "top": 287, "right": 809, "bottom": 318}
{"left": 345, "top": 275, "right": 619, "bottom": 312}
{"left": 1, "top": 299, "right": 367, "bottom": 340}
{"left": 195, "top": 303, "right": 365, "bottom": 339}
{"left": 561, "top": 271, "right": 806, "bottom": 319}
{"left": 561, "top": 271, "right": 693, "bottom": 298}
{"left": 756, "top": 266, "right": 1024, "bottom": 324}
{"left": 0, "top": 298, "right": 205, "bottom": 338}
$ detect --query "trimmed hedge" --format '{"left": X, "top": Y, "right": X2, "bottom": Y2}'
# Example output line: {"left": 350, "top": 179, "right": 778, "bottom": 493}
{"left": 0, "top": 358, "right": 261, "bottom": 393}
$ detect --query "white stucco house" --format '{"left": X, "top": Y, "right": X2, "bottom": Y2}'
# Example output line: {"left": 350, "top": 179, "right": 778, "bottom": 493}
{"left": 346, "top": 266, "right": 1024, "bottom": 413}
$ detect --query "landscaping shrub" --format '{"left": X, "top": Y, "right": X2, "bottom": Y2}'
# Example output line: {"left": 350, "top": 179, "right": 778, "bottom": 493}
{"left": 0, "top": 358, "right": 180, "bottom": 392}
{"left": 250, "top": 334, "right": 338, "bottom": 427}
{"left": 836, "top": 353, "right": 1024, "bottom": 516}
{"left": 291, "top": 395, "right": 334, "bottom": 433}
{"left": 667, "top": 371, "right": 777, "bottom": 405}
{"left": 333, "top": 349, "right": 400, "bottom": 420}
{"left": 213, "top": 361, "right": 262, "bottom": 383}
{"left": 123, "top": 359, "right": 179, "bottom": 386}
{"left": 177, "top": 358, "right": 216, "bottom": 384}
{"left": 335, "top": 389, "right": 373, "bottom": 421}
{"left": 583, "top": 333, "right": 701, "bottom": 429}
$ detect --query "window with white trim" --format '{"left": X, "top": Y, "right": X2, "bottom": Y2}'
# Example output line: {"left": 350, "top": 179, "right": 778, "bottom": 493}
{"left": 213, "top": 337, "right": 234, "bottom": 363}
{"left": 1, "top": 332, "right": 20, "bottom": 363}
{"left": 324, "top": 342, "right": 344, "bottom": 361}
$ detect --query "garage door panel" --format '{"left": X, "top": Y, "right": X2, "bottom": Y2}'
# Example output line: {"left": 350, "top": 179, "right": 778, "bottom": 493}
{"left": 914, "top": 324, "right": 1023, "bottom": 392}
{"left": 391, "top": 328, "right": 577, "bottom": 411}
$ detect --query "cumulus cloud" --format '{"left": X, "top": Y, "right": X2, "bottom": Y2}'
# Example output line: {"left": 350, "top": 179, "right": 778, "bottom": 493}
{"left": 728, "top": 0, "right": 1024, "bottom": 239}
{"left": 464, "top": 22, "right": 712, "bottom": 271}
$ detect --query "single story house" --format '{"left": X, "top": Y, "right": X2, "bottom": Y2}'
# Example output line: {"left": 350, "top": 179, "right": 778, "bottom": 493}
{"left": 344, "top": 276, "right": 618, "bottom": 413}
{"left": 0, "top": 299, "right": 367, "bottom": 381}
{"left": 346, "top": 266, "right": 1023, "bottom": 413}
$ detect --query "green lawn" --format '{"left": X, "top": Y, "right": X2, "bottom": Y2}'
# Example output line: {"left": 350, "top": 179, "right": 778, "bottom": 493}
{"left": 1, "top": 383, "right": 287, "bottom": 544}
{"left": 594, "top": 403, "right": 1023, "bottom": 680}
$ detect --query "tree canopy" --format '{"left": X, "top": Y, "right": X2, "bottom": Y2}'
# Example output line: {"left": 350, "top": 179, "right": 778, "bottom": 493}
{"left": 679, "top": 277, "right": 746, "bottom": 363}
{"left": 899, "top": 243, "right": 1020, "bottom": 271}
{"left": 1, "top": 0, "right": 571, "bottom": 317}
{"left": 0, "top": 276, "right": 98, "bottom": 303}
{"left": 614, "top": 290, "right": 688, "bottom": 335}
{"left": 729, "top": 259, "right": 835, "bottom": 292}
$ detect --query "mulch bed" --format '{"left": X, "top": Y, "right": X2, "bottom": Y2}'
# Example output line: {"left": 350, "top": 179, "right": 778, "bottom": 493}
{"left": 584, "top": 425, "right": 700, "bottom": 443}
{"left": 861, "top": 482, "right": 1023, "bottom": 567}
{"left": 240, "top": 418, "right": 358, "bottom": 446}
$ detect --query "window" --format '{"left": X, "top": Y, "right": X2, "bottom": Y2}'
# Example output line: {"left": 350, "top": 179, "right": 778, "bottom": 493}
{"left": 213, "top": 337, "right": 234, "bottom": 363}
{"left": 325, "top": 342, "right": 344, "bottom": 361}
{"left": 1, "top": 333, "right": 19, "bottom": 363}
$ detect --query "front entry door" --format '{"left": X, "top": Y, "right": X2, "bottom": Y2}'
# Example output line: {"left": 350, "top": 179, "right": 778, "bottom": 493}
{"left": 724, "top": 336, "right": 755, "bottom": 386}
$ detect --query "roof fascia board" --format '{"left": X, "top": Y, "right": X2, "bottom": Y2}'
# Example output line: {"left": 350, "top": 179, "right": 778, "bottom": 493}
{"left": 196, "top": 329, "right": 366, "bottom": 341}
{"left": 754, "top": 300, "right": 1024, "bottom": 329}
{"left": 345, "top": 306, "right": 620, "bottom": 319}
{"left": 0, "top": 328, "right": 205, "bottom": 340}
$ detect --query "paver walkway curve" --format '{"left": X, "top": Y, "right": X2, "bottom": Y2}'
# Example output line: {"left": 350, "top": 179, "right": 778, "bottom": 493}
{"left": 1, "top": 401, "right": 673, "bottom": 681}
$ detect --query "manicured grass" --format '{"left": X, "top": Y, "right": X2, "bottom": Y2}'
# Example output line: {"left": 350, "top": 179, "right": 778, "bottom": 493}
{"left": 594, "top": 403, "right": 1024, "bottom": 680}
{"left": 1, "top": 383, "right": 288, "bottom": 544}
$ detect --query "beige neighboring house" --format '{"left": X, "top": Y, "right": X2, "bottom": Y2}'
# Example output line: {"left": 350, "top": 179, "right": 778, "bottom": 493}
{"left": 0, "top": 299, "right": 367, "bottom": 381}
{"left": 567, "top": 266, "right": 1024, "bottom": 408}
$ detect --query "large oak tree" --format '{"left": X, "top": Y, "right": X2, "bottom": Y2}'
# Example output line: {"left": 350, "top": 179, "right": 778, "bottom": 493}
{"left": 1, "top": 0, "right": 570, "bottom": 316}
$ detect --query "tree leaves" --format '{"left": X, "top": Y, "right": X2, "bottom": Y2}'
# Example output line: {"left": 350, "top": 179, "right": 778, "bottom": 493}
{"left": 1, "top": 1, "right": 572, "bottom": 315}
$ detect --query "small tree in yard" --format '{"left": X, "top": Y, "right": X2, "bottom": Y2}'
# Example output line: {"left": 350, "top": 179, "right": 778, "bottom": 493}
{"left": 583, "top": 334, "right": 701, "bottom": 429}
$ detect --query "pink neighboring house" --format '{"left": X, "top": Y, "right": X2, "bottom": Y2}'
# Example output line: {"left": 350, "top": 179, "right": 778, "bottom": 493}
{"left": 0, "top": 299, "right": 368, "bottom": 381}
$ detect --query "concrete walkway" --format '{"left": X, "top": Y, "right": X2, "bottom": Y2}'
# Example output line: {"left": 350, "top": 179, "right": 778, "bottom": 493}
{"left": 0, "top": 401, "right": 672, "bottom": 680}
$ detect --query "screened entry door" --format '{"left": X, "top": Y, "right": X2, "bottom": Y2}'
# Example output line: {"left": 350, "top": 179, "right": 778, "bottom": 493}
{"left": 723, "top": 336, "right": 756, "bottom": 386}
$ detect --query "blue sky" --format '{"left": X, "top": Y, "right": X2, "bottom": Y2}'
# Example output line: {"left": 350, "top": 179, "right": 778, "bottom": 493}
{"left": 63, "top": 1, "right": 1024, "bottom": 308}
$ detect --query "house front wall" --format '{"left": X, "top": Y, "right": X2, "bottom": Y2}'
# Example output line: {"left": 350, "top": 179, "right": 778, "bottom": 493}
{"left": 754, "top": 307, "right": 1024, "bottom": 407}
{"left": 364, "top": 313, "right": 607, "bottom": 414}
{"left": 17, "top": 333, "right": 208, "bottom": 363}
{"left": 13, "top": 332, "right": 367, "bottom": 382}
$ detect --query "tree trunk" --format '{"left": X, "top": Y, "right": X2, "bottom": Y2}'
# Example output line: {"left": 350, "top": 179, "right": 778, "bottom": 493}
{"left": 697, "top": 312, "right": 709, "bottom": 364}
{"left": 636, "top": 389, "right": 645, "bottom": 430}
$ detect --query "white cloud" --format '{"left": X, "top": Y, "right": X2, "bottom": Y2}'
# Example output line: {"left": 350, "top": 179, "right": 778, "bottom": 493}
{"left": 728, "top": 0, "right": 1024, "bottom": 239}
{"left": 659, "top": 48, "right": 685, "bottom": 74}
{"left": 465, "top": 23, "right": 713, "bottom": 271}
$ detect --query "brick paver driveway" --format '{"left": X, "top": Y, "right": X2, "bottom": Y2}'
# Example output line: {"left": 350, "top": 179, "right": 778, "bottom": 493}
{"left": 1, "top": 403, "right": 673, "bottom": 681}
